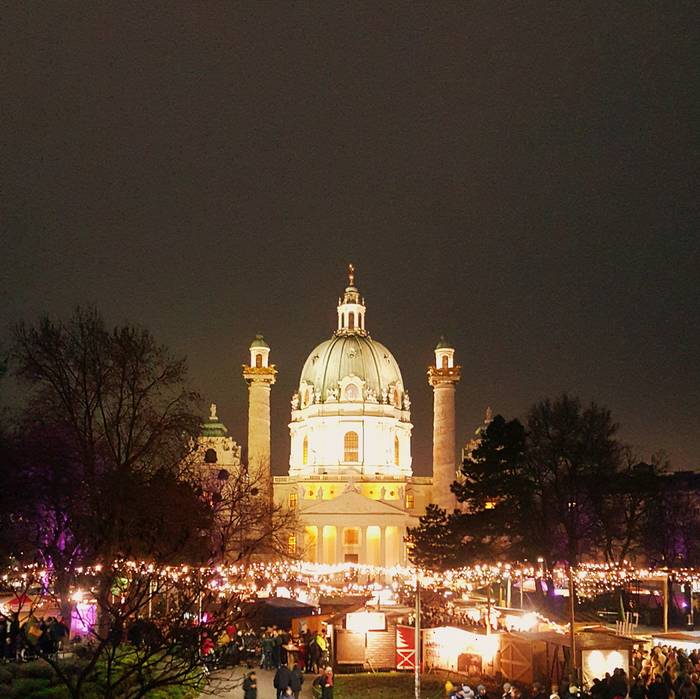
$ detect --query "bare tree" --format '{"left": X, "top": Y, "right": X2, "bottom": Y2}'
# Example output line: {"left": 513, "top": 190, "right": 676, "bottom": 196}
{"left": 0, "top": 563, "right": 245, "bottom": 698}
{"left": 200, "top": 457, "right": 297, "bottom": 563}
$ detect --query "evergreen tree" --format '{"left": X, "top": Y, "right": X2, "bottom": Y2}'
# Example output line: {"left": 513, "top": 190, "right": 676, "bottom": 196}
{"left": 406, "top": 504, "right": 460, "bottom": 569}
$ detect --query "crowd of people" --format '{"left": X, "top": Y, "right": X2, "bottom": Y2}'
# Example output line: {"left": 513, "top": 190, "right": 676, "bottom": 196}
{"left": 628, "top": 645, "right": 700, "bottom": 699}
{"left": 200, "top": 624, "right": 330, "bottom": 675}
{"left": 447, "top": 645, "right": 700, "bottom": 699}
{"left": 199, "top": 623, "right": 333, "bottom": 698}
{"left": 0, "top": 611, "right": 69, "bottom": 662}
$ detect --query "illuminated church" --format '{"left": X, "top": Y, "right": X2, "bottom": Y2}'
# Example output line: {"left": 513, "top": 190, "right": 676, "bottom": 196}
{"left": 204, "top": 266, "right": 462, "bottom": 567}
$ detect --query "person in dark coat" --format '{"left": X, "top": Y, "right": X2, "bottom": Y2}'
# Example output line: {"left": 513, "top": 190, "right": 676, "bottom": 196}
{"left": 290, "top": 662, "right": 304, "bottom": 698}
{"left": 273, "top": 662, "right": 293, "bottom": 699}
{"left": 648, "top": 675, "right": 670, "bottom": 699}
{"left": 243, "top": 670, "right": 257, "bottom": 699}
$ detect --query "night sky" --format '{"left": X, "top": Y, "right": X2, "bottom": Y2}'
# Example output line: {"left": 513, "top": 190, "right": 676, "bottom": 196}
{"left": 2, "top": 4, "right": 699, "bottom": 474}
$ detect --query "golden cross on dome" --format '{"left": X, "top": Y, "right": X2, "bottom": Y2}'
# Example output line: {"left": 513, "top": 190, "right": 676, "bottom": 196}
{"left": 348, "top": 263, "right": 355, "bottom": 286}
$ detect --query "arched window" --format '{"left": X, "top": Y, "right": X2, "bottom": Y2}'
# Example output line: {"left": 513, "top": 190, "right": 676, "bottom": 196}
{"left": 302, "top": 435, "right": 309, "bottom": 465}
{"left": 344, "top": 431, "right": 359, "bottom": 462}
{"left": 255, "top": 353, "right": 263, "bottom": 368}
{"left": 348, "top": 312, "right": 355, "bottom": 329}
{"left": 204, "top": 448, "right": 217, "bottom": 463}
{"left": 344, "top": 384, "right": 358, "bottom": 401}
{"left": 394, "top": 435, "right": 400, "bottom": 466}
{"left": 441, "top": 355, "right": 449, "bottom": 369}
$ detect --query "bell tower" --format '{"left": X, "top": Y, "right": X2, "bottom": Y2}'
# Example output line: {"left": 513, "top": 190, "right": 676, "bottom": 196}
{"left": 428, "top": 337, "right": 461, "bottom": 511}
{"left": 242, "top": 334, "right": 277, "bottom": 492}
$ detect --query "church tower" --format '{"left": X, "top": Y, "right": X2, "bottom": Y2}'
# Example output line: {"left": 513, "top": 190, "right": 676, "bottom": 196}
{"left": 242, "top": 334, "right": 276, "bottom": 491}
{"left": 428, "top": 337, "right": 461, "bottom": 511}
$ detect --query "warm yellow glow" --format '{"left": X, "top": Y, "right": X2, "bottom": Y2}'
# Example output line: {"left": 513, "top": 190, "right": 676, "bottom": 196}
{"left": 394, "top": 435, "right": 400, "bottom": 465}
{"left": 423, "top": 627, "right": 499, "bottom": 672}
{"left": 582, "top": 650, "right": 628, "bottom": 684}
{"left": 288, "top": 535, "right": 296, "bottom": 555}
{"left": 504, "top": 611, "right": 539, "bottom": 631}
{"left": 366, "top": 526, "right": 381, "bottom": 566}
{"left": 385, "top": 526, "right": 399, "bottom": 568}
{"left": 406, "top": 493, "right": 415, "bottom": 509}
{"left": 344, "top": 431, "right": 359, "bottom": 462}
{"left": 346, "top": 611, "right": 386, "bottom": 633}
{"left": 343, "top": 528, "right": 360, "bottom": 546}
{"left": 302, "top": 436, "right": 308, "bottom": 465}
{"left": 322, "top": 525, "right": 337, "bottom": 564}
{"left": 304, "top": 526, "right": 318, "bottom": 563}
{"left": 289, "top": 492, "right": 298, "bottom": 509}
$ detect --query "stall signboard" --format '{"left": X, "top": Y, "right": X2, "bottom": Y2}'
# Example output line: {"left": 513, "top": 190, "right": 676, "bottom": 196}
{"left": 396, "top": 625, "right": 416, "bottom": 670}
{"left": 346, "top": 611, "right": 386, "bottom": 634}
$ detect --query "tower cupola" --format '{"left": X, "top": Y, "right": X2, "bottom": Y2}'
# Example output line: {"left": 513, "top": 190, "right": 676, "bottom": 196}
{"left": 434, "top": 336, "right": 455, "bottom": 370}
{"left": 336, "top": 263, "right": 367, "bottom": 334}
{"left": 249, "top": 334, "right": 270, "bottom": 368}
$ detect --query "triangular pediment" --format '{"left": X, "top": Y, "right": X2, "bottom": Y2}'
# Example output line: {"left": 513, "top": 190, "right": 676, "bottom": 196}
{"left": 300, "top": 490, "right": 407, "bottom": 516}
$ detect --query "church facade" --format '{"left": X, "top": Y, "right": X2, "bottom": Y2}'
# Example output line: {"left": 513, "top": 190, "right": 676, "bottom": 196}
{"left": 207, "top": 266, "right": 461, "bottom": 567}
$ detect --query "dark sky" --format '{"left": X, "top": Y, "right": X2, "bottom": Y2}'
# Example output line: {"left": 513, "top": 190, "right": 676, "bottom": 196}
{"left": 2, "top": 3, "right": 699, "bottom": 475}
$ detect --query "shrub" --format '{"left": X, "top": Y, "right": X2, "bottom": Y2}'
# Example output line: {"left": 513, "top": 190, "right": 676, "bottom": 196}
{"left": 15, "top": 662, "right": 56, "bottom": 680}
{"left": 6, "top": 677, "right": 51, "bottom": 698}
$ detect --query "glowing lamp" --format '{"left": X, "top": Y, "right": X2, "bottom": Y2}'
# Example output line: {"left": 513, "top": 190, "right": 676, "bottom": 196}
{"left": 346, "top": 611, "right": 386, "bottom": 634}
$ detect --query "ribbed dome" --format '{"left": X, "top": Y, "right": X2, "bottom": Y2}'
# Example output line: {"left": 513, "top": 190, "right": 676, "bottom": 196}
{"left": 299, "top": 334, "right": 403, "bottom": 400}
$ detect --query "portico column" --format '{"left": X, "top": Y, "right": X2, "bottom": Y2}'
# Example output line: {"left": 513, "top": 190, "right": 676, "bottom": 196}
{"left": 336, "top": 526, "right": 344, "bottom": 564}
{"left": 360, "top": 527, "right": 368, "bottom": 564}
{"left": 316, "top": 527, "right": 323, "bottom": 564}
{"left": 379, "top": 526, "right": 386, "bottom": 569}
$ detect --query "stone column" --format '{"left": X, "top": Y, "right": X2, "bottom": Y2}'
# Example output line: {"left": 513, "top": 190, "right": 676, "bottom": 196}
{"left": 242, "top": 361, "right": 277, "bottom": 491}
{"left": 428, "top": 350, "right": 461, "bottom": 512}
{"left": 360, "top": 527, "right": 368, "bottom": 565}
{"left": 336, "top": 526, "right": 344, "bottom": 565}
{"left": 379, "top": 526, "right": 386, "bottom": 569}
{"left": 316, "top": 527, "right": 323, "bottom": 564}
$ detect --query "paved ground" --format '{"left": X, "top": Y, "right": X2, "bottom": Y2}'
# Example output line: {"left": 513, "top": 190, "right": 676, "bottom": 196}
{"left": 202, "top": 666, "right": 315, "bottom": 699}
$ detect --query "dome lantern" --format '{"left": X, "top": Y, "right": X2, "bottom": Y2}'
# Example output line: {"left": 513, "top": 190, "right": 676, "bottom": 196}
{"left": 434, "top": 335, "right": 455, "bottom": 369}
{"left": 336, "top": 263, "right": 367, "bottom": 335}
{"left": 249, "top": 333, "right": 270, "bottom": 368}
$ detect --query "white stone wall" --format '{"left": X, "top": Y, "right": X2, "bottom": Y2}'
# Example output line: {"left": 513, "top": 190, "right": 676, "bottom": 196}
{"left": 289, "top": 408, "right": 412, "bottom": 476}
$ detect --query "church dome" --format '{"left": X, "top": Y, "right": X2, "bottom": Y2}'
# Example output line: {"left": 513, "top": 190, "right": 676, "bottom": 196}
{"left": 299, "top": 333, "right": 404, "bottom": 401}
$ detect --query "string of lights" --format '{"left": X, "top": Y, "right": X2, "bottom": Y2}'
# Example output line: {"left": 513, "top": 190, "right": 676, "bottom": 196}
{"left": 1, "top": 559, "right": 695, "bottom": 603}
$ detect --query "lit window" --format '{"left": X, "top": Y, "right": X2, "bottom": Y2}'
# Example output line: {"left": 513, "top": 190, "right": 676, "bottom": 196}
{"left": 394, "top": 435, "right": 400, "bottom": 465}
{"left": 441, "top": 355, "right": 448, "bottom": 370}
{"left": 344, "top": 431, "right": 359, "bottom": 462}
{"left": 343, "top": 528, "right": 360, "bottom": 545}
{"left": 288, "top": 535, "right": 296, "bottom": 555}
{"left": 255, "top": 353, "right": 263, "bottom": 368}
{"left": 406, "top": 493, "right": 415, "bottom": 509}
{"left": 289, "top": 492, "right": 298, "bottom": 509}
{"left": 484, "top": 500, "right": 496, "bottom": 510}
{"left": 302, "top": 436, "right": 308, "bottom": 465}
